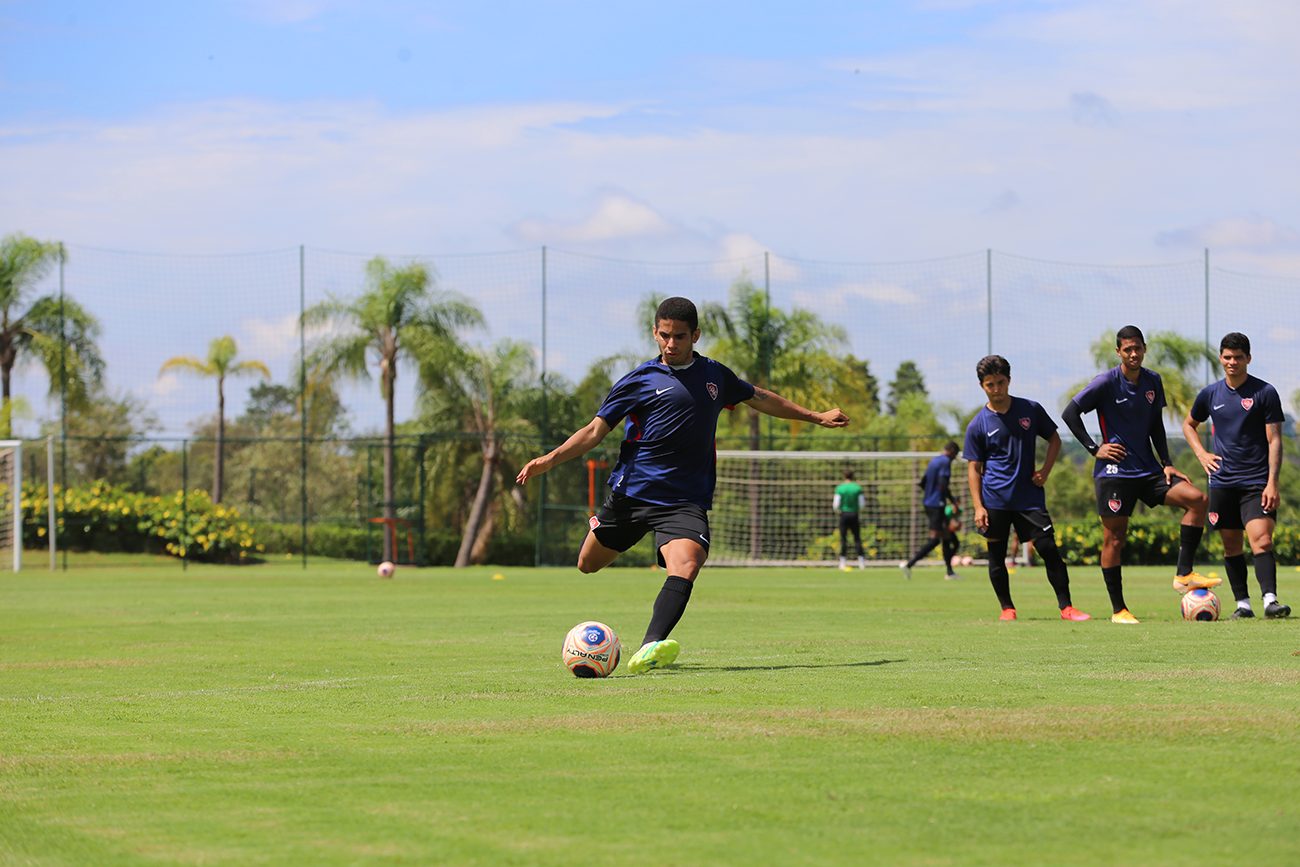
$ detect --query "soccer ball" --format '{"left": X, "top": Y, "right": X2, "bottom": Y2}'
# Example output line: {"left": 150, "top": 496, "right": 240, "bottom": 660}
{"left": 377, "top": 561, "right": 395, "bottom": 578}
{"left": 562, "top": 621, "right": 621, "bottom": 678}
{"left": 1181, "top": 588, "right": 1220, "bottom": 621}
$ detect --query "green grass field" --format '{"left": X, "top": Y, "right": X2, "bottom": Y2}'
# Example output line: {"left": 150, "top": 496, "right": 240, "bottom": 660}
{"left": 3, "top": 560, "right": 1298, "bottom": 866}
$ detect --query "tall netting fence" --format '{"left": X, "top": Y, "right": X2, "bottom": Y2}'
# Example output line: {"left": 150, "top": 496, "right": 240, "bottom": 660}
{"left": 10, "top": 244, "right": 1300, "bottom": 568}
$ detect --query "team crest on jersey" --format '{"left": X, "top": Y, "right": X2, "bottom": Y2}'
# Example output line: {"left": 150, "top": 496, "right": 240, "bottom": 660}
{"left": 1208, "top": 512, "right": 1218, "bottom": 525}
{"left": 1145, "top": 390, "right": 1155, "bottom": 404}
{"left": 1241, "top": 398, "right": 1254, "bottom": 410}
{"left": 589, "top": 516, "right": 600, "bottom": 530}
{"left": 706, "top": 382, "right": 719, "bottom": 400}
{"left": 1108, "top": 498, "right": 1122, "bottom": 513}
{"left": 1018, "top": 417, "right": 1031, "bottom": 430}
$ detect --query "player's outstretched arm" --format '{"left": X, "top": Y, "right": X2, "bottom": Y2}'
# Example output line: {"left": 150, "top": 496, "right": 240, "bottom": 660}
{"left": 516, "top": 416, "right": 613, "bottom": 485}
{"left": 743, "top": 387, "right": 849, "bottom": 428}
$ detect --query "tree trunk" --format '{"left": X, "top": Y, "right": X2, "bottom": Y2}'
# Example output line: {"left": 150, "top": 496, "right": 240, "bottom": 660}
{"left": 456, "top": 436, "right": 498, "bottom": 568}
{"left": 213, "top": 378, "right": 225, "bottom": 503}
{"left": 0, "top": 349, "right": 12, "bottom": 440}
{"left": 383, "top": 360, "right": 396, "bottom": 563}
{"left": 469, "top": 502, "right": 496, "bottom": 565}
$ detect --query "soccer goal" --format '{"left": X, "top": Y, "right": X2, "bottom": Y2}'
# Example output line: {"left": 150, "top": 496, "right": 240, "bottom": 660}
{"left": 0, "top": 440, "right": 22, "bottom": 573}
{"left": 708, "top": 450, "right": 972, "bottom": 567}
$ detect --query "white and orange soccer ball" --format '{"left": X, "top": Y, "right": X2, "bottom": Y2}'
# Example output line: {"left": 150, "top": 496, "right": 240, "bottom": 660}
{"left": 377, "top": 561, "right": 395, "bottom": 579}
{"left": 562, "top": 621, "right": 621, "bottom": 678}
{"left": 1181, "top": 588, "right": 1220, "bottom": 621}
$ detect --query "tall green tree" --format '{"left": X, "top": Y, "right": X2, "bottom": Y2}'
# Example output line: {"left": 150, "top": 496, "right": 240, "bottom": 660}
{"left": 0, "top": 233, "right": 105, "bottom": 437}
{"left": 304, "top": 256, "right": 482, "bottom": 561}
{"left": 698, "top": 276, "right": 847, "bottom": 449}
{"left": 419, "top": 338, "right": 537, "bottom": 567}
{"left": 160, "top": 335, "right": 271, "bottom": 503}
{"left": 886, "top": 361, "right": 928, "bottom": 416}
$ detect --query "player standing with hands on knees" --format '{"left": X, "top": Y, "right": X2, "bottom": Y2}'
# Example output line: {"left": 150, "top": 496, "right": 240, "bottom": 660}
{"left": 516, "top": 297, "right": 850, "bottom": 673}
{"left": 964, "top": 355, "right": 1090, "bottom": 621}
{"left": 1061, "top": 326, "right": 1212, "bottom": 624}
{"left": 1182, "top": 332, "right": 1290, "bottom": 619}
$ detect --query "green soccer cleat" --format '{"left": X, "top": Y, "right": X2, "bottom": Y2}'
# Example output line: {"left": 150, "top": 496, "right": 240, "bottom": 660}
{"left": 626, "top": 639, "right": 680, "bottom": 674}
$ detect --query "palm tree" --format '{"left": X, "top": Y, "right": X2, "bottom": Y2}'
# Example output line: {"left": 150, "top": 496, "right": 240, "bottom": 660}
{"left": 303, "top": 256, "right": 482, "bottom": 561}
{"left": 1068, "top": 329, "right": 1216, "bottom": 421}
{"left": 0, "top": 233, "right": 105, "bottom": 437}
{"left": 699, "top": 276, "right": 847, "bottom": 449}
{"left": 160, "top": 335, "right": 271, "bottom": 503}
{"left": 419, "top": 338, "right": 537, "bottom": 567}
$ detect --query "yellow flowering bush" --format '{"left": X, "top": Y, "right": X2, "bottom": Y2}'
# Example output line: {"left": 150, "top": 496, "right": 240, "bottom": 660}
{"left": 20, "top": 481, "right": 262, "bottom": 562}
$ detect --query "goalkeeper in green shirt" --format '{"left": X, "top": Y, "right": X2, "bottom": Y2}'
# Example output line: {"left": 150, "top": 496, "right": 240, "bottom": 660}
{"left": 833, "top": 470, "right": 866, "bottom": 570}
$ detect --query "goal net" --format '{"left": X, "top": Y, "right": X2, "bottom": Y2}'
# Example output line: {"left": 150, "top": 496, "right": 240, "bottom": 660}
{"left": 0, "top": 441, "right": 21, "bottom": 573}
{"left": 708, "top": 450, "right": 971, "bottom": 567}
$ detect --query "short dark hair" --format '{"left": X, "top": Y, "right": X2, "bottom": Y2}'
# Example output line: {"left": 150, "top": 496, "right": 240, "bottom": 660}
{"left": 655, "top": 297, "right": 698, "bottom": 332}
{"left": 843, "top": 469, "right": 855, "bottom": 480}
{"left": 1220, "top": 332, "right": 1250, "bottom": 354}
{"left": 1116, "top": 325, "right": 1145, "bottom": 347}
{"left": 976, "top": 355, "right": 1010, "bottom": 381}
{"left": 944, "top": 441, "right": 959, "bottom": 454}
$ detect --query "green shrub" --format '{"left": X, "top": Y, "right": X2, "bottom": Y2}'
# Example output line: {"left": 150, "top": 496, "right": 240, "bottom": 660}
{"left": 21, "top": 481, "right": 260, "bottom": 563}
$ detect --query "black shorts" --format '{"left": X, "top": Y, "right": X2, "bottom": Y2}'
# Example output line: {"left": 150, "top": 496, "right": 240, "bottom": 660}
{"left": 589, "top": 492, "right": 711, "bottom": 567}
{"left": 925, "top": 505, "right": 947, "bottom": 532}
{"left": 839, "top": 512, "right": 861, "bottom": 532}
{"left": 979, "top": 508, "right": 1055, "bottom": 543}
{"left": 1207, "top": 486, "right": 1275, "bottom": 531}
{"left": 1094, "top": 473, "right": 1174, "bottom": 517}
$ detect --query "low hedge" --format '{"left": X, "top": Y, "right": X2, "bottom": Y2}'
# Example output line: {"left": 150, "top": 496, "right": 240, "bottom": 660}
{"left": 21, "top": 482, "right": 261, "bottom": 563}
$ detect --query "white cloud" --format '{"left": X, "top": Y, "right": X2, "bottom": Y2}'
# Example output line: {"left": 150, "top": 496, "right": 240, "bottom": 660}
{"left": 511, "top": 192, "right": 678, "bottom": 244}
{"left": 1156, "top": 215, "right": 1300, "bottom": 251}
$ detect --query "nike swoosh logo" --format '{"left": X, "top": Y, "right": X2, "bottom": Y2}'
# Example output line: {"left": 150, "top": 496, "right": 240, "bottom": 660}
{"left": 1115, "top": 398, "right": 1127, "bottom": 403}
{"left": 700, "top": 534, "right": 709, "bottom": 544}
{"left": 1042, "top": 525, "right": 1052, "bottom": 532}
{"left": 656, "top": 387, "right": 673, "bottom": 395}
{"left": 1213, "top": 404, "right": 1225, "bottom": 409}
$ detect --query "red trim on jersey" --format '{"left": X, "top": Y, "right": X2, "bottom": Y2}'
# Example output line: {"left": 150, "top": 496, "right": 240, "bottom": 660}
{"left": 627, "top": 412, "right": 642, "bottom": 442}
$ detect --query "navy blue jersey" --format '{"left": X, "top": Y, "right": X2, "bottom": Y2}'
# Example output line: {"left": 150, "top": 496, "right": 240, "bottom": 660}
{"left": 596, "top": 353, "right": 755, "bottom": 509}
{"left": 963, "top": 397, "right": 1057, "bottom": 511}
{"left": 1190, "top": 376, "right": 1283, "bottom": 487}
{"left": 1072, "top": 366, "right": 1167, "bottom": 479}
{"left": 921, "top": 454, "right": 953, "bottom": 508}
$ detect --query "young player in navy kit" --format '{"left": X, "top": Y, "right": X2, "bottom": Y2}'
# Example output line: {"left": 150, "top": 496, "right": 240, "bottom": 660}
{"left": 965, "top": 355, "right": 1090, "bottom": 621}
{"left": 902, "top": 441, "right": 963, "bottom": 580}
{"left": 1182, "top": 333, "right": 1290, "bottom": 619}
{"left": 516, "top": 297, "right": 850, "bottom": 672}
{"left": 1061, "top": 326, "right": 1212, "bottom": 624}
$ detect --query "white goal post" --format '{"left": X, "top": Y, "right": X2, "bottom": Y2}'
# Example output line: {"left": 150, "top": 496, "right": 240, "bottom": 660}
{"left": 0, "top": 440, "right": 21, "bottom": 573}
{"left": 708, "top": 450, "right": 974, "bottom": 567}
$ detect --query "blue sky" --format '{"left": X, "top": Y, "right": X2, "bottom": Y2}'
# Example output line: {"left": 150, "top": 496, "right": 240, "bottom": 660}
{"left": 3, "top": 1, "right": 1299, "bottom": 435}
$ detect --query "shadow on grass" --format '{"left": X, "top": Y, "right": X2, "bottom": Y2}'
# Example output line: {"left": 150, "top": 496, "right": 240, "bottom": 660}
{"left": 668, "top": 658, "right": 905, "bottom": 673}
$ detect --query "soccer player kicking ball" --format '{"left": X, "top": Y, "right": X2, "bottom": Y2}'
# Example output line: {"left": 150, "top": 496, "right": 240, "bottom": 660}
{"left": 1061, "top": 326, "right": 1212, "bottom": 624}
{"left": 515, "top": 297, "right": 850, "bottom": 673}
{"left": 1182, "top": 333, "right": 1290, "bottom": 619}
{"left": 964, "top": 355, "right": 1090, "bottom": 622}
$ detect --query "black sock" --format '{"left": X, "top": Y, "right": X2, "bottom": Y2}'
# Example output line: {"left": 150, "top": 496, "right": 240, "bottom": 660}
{"left": 1102, "top": 565, "right": 1127, "bottom": 613}
{"left": 1225, "top": 554, "right": 1250, "bottom": 602}
{"left": 1034, "top": 536, "right": 1073, "bottom": 609}
{"left": 942, "top": 537, "right": 959, "bottom": 573}
{"left": 907, "top": 537, "right": 941, "bottom": 568}
{"left": 1176, "top": 525, "right": 1203, "bottom": 577}
{"left": 985, "top": 538, "right": 1013, "bottom": 609}
{"left": 642, "top": 576, "right": 693, "bottom": 646}
{"left": 1254, "top": 550, "right": 1277, "bottom": 598}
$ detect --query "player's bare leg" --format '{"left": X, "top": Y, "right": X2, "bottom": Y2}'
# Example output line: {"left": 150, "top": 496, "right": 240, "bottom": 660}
{"left": 576, "top": 532, "right": 621, "bottom": 574}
